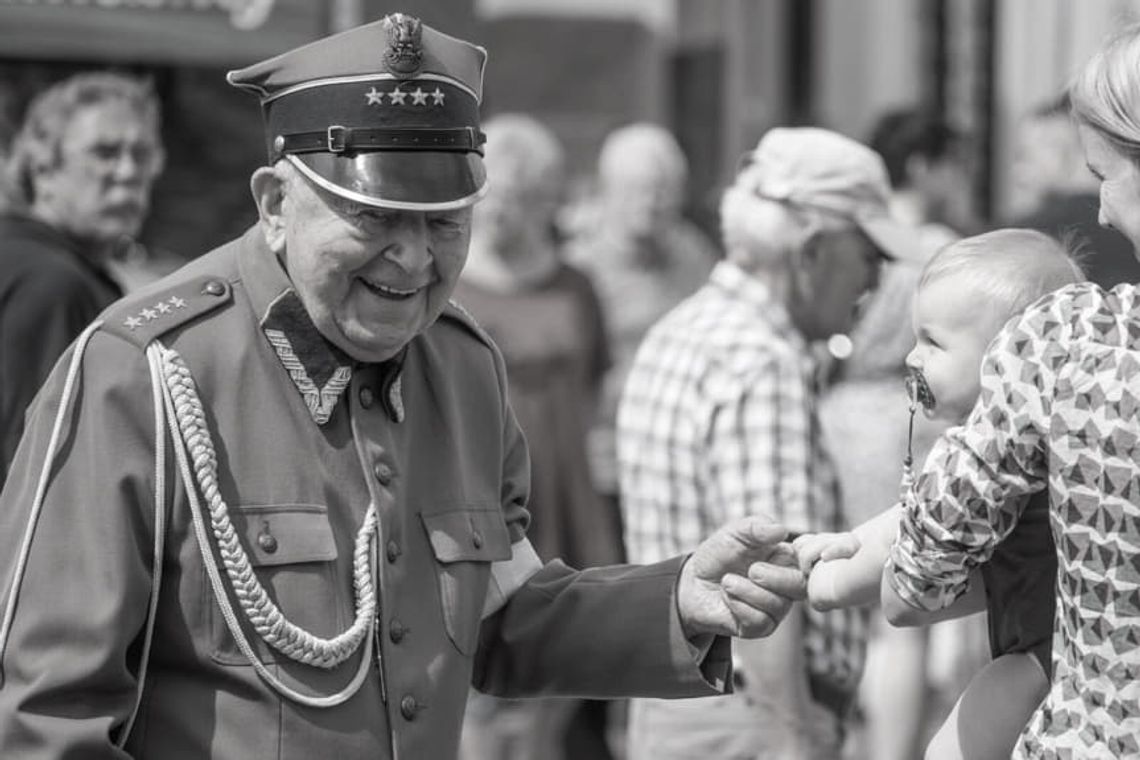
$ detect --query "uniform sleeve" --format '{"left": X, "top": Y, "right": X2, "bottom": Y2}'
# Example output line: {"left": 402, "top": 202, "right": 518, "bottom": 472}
{"left": 0, "top": 266, "right": 108, "bottom": 485}
{"left": 476, "top": 333, "right": 730, "bottom": 700}
{"left": 887, "top": 308, "right": 1055, "bottom": 611}
{"left": 473, "top": 556, "right": 731, "bottom": 700}
{"left": 0, "top": 330, "right": 157, "bottom": 759}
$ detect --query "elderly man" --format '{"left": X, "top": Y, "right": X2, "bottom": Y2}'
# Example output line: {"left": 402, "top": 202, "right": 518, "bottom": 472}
{"left": 0, "top": 72, "right": 164, "bottom": 486}
{"left": 619, "top": 127, "right": 918, "bottom": 759}
{"left": 0, "top": 16, "right": 811, "bottom": 760}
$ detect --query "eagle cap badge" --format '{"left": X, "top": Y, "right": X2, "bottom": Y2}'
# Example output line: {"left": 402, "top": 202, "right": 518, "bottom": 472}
{"left": 382, "top": 13, "right": 424, "bottom": 77}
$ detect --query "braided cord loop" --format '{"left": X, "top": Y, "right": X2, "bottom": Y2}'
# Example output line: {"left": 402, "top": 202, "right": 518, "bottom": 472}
{"left": 161, "top": 348, "right": 376, "bottom": 669}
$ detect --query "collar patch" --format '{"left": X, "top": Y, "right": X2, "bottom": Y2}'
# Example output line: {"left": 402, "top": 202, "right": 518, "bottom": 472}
{"left": 261, "top": 289, "right": 352, "bottom": 425}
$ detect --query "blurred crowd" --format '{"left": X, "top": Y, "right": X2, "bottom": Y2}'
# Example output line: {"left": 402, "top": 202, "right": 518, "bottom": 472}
{"left": 2, "top": 38, "right": 1140, "bottom": 760}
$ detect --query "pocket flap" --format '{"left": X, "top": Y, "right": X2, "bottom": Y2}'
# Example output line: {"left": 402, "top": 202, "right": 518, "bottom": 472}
{"left": 421, "top": 508, "right": 512, "bottom": 563}
{"left": 231, "top": 504, "right": 338, "bottom": 567}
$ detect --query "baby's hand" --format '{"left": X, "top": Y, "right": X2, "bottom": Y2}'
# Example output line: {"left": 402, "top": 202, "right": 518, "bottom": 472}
{"left": 791, "top": 531, "right": 860, "bottom": 575}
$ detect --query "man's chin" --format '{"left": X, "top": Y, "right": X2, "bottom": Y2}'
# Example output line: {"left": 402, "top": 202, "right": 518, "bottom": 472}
{"left": 334, "top": 325, "right": 409, "bottom": 364}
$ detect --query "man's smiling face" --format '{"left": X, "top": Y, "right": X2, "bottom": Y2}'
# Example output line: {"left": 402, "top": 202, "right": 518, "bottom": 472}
{"left": 274, "top": 166, "right": 472, "bottom": 363}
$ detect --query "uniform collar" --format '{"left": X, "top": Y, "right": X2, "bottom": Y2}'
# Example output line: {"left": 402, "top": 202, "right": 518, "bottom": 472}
{"left": 238, "top": 226, "right": 405, "bottom": 425}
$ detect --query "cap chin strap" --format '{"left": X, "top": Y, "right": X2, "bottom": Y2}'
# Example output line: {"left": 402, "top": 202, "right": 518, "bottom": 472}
{"left": 286, "top": 154, "right": 488, "bottom": 212}
{"left": 278, "top": 125, "right": 485, "bottom": 156}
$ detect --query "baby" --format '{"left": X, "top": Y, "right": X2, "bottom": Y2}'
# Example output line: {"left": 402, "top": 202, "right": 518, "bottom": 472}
{"left": 795, "top": 228, "right": 1084, "bottom": 760}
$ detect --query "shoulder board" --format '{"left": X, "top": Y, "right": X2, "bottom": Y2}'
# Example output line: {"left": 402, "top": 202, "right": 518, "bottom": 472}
{"left": 102, "top": 275, "right": 234, "bottom": 349}
{"left": 439, "top": 299, "right": 496, "bottom": 350}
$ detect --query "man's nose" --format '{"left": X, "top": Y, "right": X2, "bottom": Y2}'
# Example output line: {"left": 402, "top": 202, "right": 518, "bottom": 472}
{"left": 108, "top": 148, "right": 150, "bottom": 183}
{"left": 380, "top": 216, "right": 433, "bottom": 274}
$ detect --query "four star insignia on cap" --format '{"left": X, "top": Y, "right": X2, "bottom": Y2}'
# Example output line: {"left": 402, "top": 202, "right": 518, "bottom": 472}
{"left": 363, "top": 84, "right": 445, "bottom": 108}
{"left": 124, "top": 296, "right": 188, "bottom": 331}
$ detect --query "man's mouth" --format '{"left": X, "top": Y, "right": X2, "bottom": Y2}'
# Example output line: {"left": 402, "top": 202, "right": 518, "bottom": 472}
{"left": 359, "top": 277, "right": 421, "bottom": 301}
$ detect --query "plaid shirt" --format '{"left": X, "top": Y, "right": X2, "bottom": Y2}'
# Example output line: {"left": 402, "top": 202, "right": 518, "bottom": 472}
{"left": 618, "top": 261, "right": 868, "bottom": 710}
{"left": 889, "top": 282, "right": 1140, "bottom": 759}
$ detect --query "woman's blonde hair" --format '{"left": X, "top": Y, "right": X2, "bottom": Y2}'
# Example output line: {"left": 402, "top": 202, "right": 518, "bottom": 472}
{"left": 1070, "top": 23, "right": 1140, "bottom": 162}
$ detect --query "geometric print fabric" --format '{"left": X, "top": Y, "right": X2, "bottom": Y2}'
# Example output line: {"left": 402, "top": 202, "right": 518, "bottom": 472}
{"left": 890, "top": 282, "right": 1140, "bottom": 759}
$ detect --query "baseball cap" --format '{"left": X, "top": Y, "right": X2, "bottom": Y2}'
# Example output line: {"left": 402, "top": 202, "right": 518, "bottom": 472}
{"left": 736, "top": 126, "right": 921, "bottom": 261}
{"left": 227, "top": 13, "right": 487, "bottom": 211}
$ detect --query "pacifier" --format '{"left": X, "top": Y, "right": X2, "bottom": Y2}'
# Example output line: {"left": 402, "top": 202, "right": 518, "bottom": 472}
{"left": 901, "top": 368, "right": 935, "bottom": 494}
{"left": 904, "top": 368, "right": 936, "bottom": 413}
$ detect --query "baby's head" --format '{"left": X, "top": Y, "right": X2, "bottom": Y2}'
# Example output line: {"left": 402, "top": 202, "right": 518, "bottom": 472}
{"left": 905, "top": 228, "right": 1084, "bottom": 421}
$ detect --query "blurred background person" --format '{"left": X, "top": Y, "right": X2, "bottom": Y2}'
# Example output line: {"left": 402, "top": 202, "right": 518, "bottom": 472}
{"left": 619, "top": 126, "right": 897, "bottom": 760}
{"left": 564, "top": 122, "right": 718, "bottom": 562}
{"left": 457, "top": 113, "right": 620, "bottom": 760}
{"left": 1007, "top": 93, "right": 1140, "bottom": 287}
{"left": 869, "top": 107, "right": 978, "bottom": 244}
{"left": 0, "top": 70, "right": 163, "bottom": 488}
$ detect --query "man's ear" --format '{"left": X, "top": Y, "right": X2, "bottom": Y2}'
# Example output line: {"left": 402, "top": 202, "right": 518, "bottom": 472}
{"left": 795, "top": 229, "right": 825, "bottom": 284}
{"left": 250, "top": 166, "right": 287, "bottom": 254}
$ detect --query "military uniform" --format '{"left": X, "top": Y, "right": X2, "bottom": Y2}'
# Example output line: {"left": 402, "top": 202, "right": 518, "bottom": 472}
{"left": 0, "top": 225, "right": 727, "bottom": 759}
{"left": 0, "top": 15, "right": 731, "bottom": 760}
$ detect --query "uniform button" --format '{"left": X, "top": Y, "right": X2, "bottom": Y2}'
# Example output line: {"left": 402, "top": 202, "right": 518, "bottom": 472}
{"left": 389, "top": 619, "right": 406, "bottom": 643}
{"left": 257, "top": 531, "right": 278, "bottom": 554}
{"left": 400, "top": 695, "right": 419, "bottom": 720}
{"left": 373, "top": 462, "right": 393, "bottom": 485}
{"left": 359, "top": 386, "right": 374, "bottom": 408}
{"left": 386, "top": 540, "right": 401, "bottom": 563}
{"left": 202, "top": 280, "right": 225, "bottom": 297}
{"left": 472, "top": 530, "right": 483, "bottom": 549}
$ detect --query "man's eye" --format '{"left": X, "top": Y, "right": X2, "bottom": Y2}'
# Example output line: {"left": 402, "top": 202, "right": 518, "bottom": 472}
{"left": 429, "top": 216, "right": 465, "bottom": 234}
{"left": 90, "top": 144, "right": 120, "bottom": 162}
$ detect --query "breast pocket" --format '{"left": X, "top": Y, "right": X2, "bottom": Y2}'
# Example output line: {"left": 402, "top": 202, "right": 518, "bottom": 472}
{"left": 209, "top": 504, "right": 347, "bottom": 665}
{"left": 421, "top": 506, "right": 512, "bottom": 656}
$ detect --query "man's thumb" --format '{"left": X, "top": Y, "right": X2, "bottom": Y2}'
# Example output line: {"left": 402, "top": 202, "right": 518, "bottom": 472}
{"left": 727, "top": 516, "right": 787, "bottom": 551}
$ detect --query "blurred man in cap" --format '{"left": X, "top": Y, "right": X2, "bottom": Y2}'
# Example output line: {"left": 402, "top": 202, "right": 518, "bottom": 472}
{"left": 0, "top": 14, "right": 812, "bottom": 760}
{"left": 619, "top": 126, "right": 916, "bottom": 759}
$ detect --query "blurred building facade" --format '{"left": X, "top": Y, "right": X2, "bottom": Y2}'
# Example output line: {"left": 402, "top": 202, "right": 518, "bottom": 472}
{"left": 3, "top": 0, "right": 1140, "bottom": 258}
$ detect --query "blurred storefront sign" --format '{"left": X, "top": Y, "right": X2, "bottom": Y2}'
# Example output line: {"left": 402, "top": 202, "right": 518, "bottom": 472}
{"left": 0, "top": 0, "right": 325, "bottom": 65}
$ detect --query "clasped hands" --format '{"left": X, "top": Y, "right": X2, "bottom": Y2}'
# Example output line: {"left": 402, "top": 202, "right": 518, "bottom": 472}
{"left": 676, "top": 516, "right": 861, "bottom": 640}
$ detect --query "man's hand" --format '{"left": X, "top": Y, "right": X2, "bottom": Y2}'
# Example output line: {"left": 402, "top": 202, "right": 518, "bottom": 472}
{"left": 677, "top": 516, "right": 807, "bottom": 639}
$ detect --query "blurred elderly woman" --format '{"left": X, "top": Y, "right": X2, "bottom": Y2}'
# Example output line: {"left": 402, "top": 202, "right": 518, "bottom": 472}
{"left": 564, "top": 123, "right": 719, "bottom": 529}
{"left": 456, "top": 113, "right": 620, "bottom": 760}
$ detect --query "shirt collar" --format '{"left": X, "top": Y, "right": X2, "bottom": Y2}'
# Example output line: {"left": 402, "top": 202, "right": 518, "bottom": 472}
{"left": 709, "top": 260, "right": 807, "bottom": 353}
{"left": 237, "top": 226, "right": 405, "bottom": 425}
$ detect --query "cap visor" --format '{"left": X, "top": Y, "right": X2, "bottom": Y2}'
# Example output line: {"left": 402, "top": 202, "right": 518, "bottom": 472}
{"left": 290, "top": 151, "right": 486, "bottom": 211}
{"left": 858, "top": 213, "right": 924, "bottom": 263}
